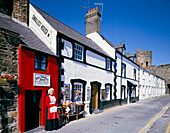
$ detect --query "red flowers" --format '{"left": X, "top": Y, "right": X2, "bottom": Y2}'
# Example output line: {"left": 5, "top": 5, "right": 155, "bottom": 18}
{"left": 1, "top": 73, "right": 17, "bottom": 82}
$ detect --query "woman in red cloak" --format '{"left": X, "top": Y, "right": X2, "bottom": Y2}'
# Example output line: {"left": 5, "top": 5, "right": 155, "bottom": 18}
{"left": 45, "top": 88, "right": 59, "bottom": 131}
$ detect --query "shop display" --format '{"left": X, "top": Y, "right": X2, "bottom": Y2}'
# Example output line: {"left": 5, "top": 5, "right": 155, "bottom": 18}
{"left": 73, "top": 83, "right": 83, "bottom": 103}
{"left": 65, "top": 84, "right": 71, "bottom": 101}
{"left": 102, "top": 89, "right": 106, "bottom": 101}
{"left": 70, "top": 103, "right": 76, "bottom": 115}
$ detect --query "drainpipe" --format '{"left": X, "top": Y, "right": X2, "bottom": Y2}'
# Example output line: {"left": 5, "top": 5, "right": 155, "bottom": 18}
{"left": 120, "top": 48, "right": 123, "bottom": 105}
{"left": 57, "top": 35, "right": 62, "bottom": 105}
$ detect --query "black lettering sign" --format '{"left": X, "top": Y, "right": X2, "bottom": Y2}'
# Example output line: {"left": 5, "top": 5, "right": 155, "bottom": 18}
{"left": 41, "top": 25, "right": 48, "bottom": 35}
{"left": 32, "top": 14, "right": 50, "bottom": 37}
{"left": 32, "top": 14, "right": 42, "bottom": 27}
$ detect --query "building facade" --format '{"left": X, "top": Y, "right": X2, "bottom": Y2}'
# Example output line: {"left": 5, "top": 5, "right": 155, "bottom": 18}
{"left": 136, "top": 48, "right": 170, "bottom": 94}
{"left": 0, "top": 1, "right": 60, "bottom": 132}
{"left": 139, "top": 68, "right": 166, "bottom": 100}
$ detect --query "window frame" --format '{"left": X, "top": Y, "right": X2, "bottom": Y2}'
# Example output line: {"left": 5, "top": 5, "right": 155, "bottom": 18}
{"left": 74, "top": 43, "right": 84, "bottom": 61}
{"left": 106, "top": 58, "right": 111, "bottom": 70}
{"left": 73, "top": 82, "right": 83, "bottom": 102}
{"left": 35, "top": 54, "right": 47, "bottom": 71}
{"left": 121, "top": 63, "right": 126, "bottom": 78}
{"left": 105, "top": 85, "right": 110, "bottom": 101}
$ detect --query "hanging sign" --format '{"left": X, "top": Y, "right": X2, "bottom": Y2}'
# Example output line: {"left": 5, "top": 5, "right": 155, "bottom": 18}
{"left": 34, "top": 73, "right": 50, "bottom": 86}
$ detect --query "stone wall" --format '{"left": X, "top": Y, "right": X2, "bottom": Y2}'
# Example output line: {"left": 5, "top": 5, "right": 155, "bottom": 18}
{"left": 155, "top": 64, "right": 170, "bottom": 94}
{"left": 145, "top": 64, "right": 170, "bottom": 94}
{"left": 0, "top": 32, "right": 19, "bottom": 133}
{"left": 12, "top": 0, "right": 29, "bottom": 24}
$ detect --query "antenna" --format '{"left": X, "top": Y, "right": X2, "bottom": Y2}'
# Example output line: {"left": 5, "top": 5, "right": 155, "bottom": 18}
{"left": 94, "top": 3, "right": 103, "bottom": 21}
{"left": 120, "top": 40, "right": 126, "bottom": 44}
{"left": 81, "top": 0, "right": 90, "bottom": 13}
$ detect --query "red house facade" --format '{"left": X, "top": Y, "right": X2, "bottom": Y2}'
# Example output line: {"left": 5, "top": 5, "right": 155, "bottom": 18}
{"left": 18, "top": 45, "right": 59, "bottom": 132}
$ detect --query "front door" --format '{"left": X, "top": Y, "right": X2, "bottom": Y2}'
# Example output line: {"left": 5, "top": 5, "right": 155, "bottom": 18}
{"left": 25, "top": 90, "right": 42, "bottom": 131}
{"left": 91, "top": 85, "right": 98, "bottom": 110}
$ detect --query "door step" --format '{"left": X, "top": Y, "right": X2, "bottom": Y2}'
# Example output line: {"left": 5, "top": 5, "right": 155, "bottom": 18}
{"left": 92, "top": 109, "right": 103, "bottom": 114}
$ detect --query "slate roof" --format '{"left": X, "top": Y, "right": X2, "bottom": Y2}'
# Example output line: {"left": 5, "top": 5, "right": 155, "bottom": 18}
{"left": 33, "top": 5, "right": 111, "bottom": 58}
{"left": 0, "top": 13, "right": 55, "bottom": 56}
{"left": 125, "top": 53, "right": 136, "bottom": 58}
{"left": 100, "top": 35, "right": 126, "bottom": 50}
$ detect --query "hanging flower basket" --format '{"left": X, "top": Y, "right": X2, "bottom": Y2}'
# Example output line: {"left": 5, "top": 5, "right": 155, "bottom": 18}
{"left": 1, "top": 73, "right": 17, "bottom": 83}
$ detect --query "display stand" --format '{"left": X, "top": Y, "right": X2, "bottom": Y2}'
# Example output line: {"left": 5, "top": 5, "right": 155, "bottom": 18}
{"left": 62, "top": 103, "right": 85, "bottom": 121}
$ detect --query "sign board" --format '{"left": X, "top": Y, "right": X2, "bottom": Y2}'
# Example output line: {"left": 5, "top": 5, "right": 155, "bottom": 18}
{"left": 31, "top": 13, "right": 51, "bottom": 43}
{"left": 64, "top": 84, "right": 71, "bottom": 101}
{"left": 34, "top": 73, "right": 50, "bottom": 86}
{"left": 87, "top": 86, "right": 91, "bottom": 101}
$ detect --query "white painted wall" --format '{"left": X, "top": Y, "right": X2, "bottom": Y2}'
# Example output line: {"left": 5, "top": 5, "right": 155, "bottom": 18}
{"left": 139, "top": 68, "right": 166, "bottom": 100}
{"left": 62, "top": 59, "right": 115, "bottom": 100}
{"left": 116, "top": 52, "right": 139, "bottom": 100}
{"left": 29, "top": 4, "right": 57, "bottom": 54}
{"left": 86, "top": 50, "right": 105, "bottom": 69}
{"left": 61, "top": 39, "right": 72, "bottom": 58}
{"left": 86, "top": 32, "right": 115, "bottom": 59}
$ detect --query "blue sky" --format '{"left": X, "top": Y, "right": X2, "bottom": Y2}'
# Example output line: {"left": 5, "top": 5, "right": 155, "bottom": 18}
{"left": 30, "top": 0, "right": 170, "bottom": 66}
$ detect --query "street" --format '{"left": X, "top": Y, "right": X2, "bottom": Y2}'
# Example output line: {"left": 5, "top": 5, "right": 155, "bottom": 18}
{"left": 27, "top": 95, "right": 170, "bottom": 133}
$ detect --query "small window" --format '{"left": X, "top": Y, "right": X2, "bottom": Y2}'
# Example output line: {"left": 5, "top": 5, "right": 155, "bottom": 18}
{"left": 105, "top": 85, "right": 110, "bottom": 101}
{"left": 73, "top": 83, "right": 83, "bottom": 102}
{"left": 74, "top": 43, "right": 84, "bottom": 61}
{"left": 106, "top": 58, "right": 111, "bottom": 70}
{"left": 35, "top": 54, "right": 47, "bottom": 71}
{"left": 146, "top": 62, "right": 149, "bottom": 66}
{"left": 122, "top": 63, "right": 126, "bottom": 78}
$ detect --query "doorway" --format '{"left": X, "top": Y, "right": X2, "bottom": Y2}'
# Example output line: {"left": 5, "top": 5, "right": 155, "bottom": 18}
{"left": 91, "top": 84, "right": 98, "bottom": 110}
{"left": 25, "top": 90, "right": 42, "bottom": 131}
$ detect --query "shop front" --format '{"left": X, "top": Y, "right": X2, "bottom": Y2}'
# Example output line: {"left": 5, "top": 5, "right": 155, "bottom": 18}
{"left": 59, "top": 79, "right": 86, "bottom": 121}
{"left": 18, "top": 46, "right": 59, "bottom": 132}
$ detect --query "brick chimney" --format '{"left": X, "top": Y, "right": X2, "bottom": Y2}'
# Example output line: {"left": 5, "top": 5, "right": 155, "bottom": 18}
{"left": 12, "top": 0, "right": 29, "bottom": 24}
{"left": 85, "top": 7, "right": 101, "bottom": 35}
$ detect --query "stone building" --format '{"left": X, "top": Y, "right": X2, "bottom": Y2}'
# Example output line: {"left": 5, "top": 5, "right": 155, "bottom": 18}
{"left": 136, "top": 48, "right": 152, "bottom": 68}
{"left": 136, "top": 48, "right": 170, "bottom": 94}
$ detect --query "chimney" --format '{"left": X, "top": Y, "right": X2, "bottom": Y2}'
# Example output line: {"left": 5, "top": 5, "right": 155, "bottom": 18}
{"left": 12, "top": 0, "right": 29, "bottom": 24}
{"left": 85, "top": 7, "right": 101, "bottom": 35}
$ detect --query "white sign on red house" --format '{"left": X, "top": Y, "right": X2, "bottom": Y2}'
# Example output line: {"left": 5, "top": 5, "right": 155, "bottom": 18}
{"left": 34, "top": 73, "right": 50, "bottom": 87}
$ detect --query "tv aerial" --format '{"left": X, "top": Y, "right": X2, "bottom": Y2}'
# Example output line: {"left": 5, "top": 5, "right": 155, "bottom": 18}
{"left": 81, "top": 0, "right": 90, "bottom": 13}
{"left": 94, "top": 3, "right": 103, "bottom": 21}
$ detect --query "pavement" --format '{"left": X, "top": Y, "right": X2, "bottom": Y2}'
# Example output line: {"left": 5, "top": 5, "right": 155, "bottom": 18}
{"left": 25, "top": 94, "right": 170, "bottom": 133}
{"left": 146, "top": 105, "right": 170, "bottom": 133}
